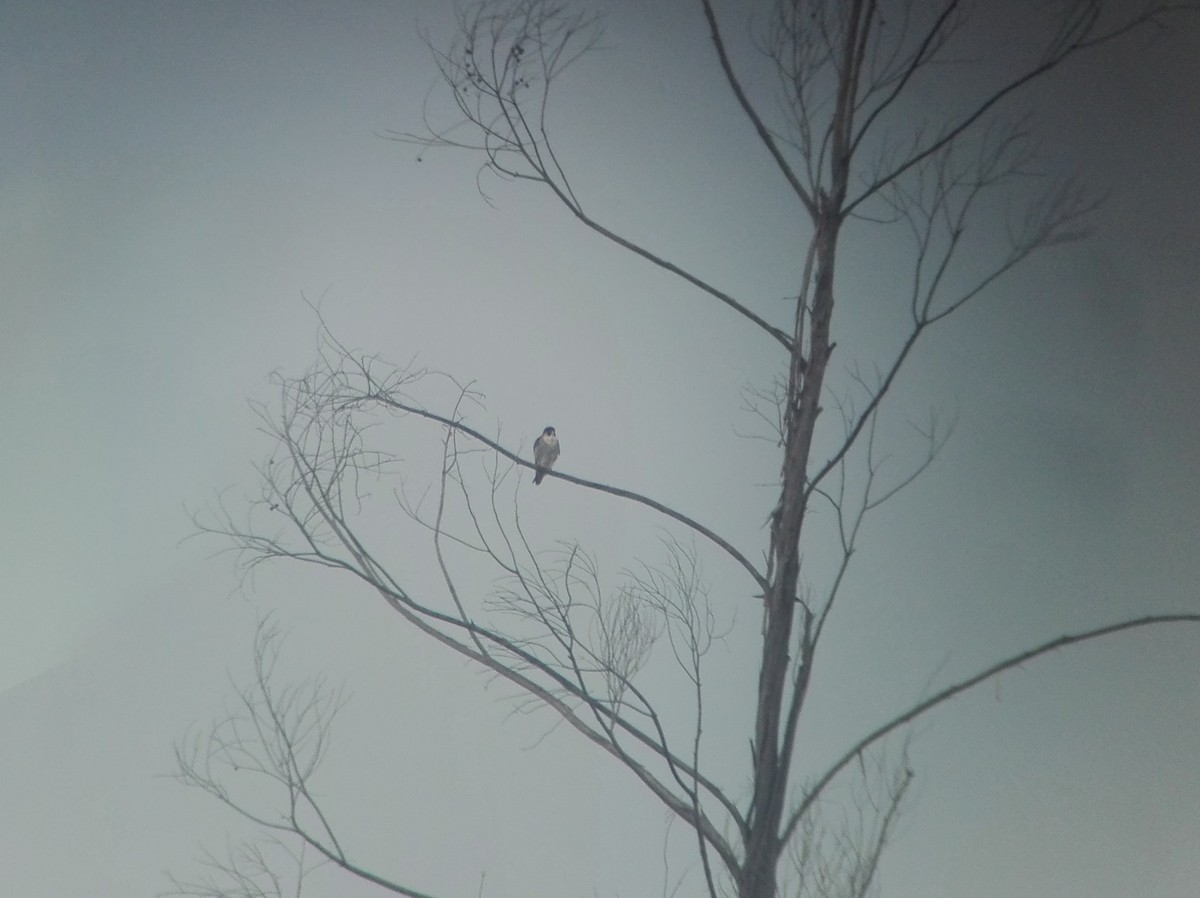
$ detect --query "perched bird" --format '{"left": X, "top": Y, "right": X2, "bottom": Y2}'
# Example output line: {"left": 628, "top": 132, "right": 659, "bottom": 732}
{"left": 532, "top": 426, "right": 560, "bottom": 485}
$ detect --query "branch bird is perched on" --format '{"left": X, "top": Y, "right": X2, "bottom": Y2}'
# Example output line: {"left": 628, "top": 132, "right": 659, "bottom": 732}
{"left": 532, "top": 426, "right": 560, "bottom": 485}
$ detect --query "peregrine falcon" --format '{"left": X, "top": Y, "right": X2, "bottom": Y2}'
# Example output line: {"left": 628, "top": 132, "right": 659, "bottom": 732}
{"left": 532, "top": 426, "right": 560, "bottom": 485}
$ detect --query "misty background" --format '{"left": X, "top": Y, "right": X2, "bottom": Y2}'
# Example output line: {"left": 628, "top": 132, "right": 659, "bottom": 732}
{"left": 2, "top": 1, "right": 1198, "bottom": 896}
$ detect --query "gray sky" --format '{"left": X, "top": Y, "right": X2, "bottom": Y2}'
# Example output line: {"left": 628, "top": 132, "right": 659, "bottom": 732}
{"left": 2, "top": 1, "right": 1199, "bottom": 896}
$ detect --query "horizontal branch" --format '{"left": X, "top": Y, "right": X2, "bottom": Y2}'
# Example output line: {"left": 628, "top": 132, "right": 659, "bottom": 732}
{"left": 363, "top": 393, "right": 770, "bottom": 593}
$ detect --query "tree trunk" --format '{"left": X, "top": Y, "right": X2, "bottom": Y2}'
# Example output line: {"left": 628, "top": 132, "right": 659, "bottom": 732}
{"left": 740, "top": 213, "right": 840, "bottom": 898}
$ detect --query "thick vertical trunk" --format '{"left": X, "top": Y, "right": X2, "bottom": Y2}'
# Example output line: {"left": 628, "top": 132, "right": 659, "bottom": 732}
{"left": 739, "top": 216, "right": 839, "bottom": 898}
{"left": 740, "top": 0, "right": 863, "bottom": 888}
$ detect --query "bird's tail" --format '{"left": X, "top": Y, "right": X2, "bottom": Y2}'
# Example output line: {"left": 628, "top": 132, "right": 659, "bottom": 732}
{"left": 533, "top": 469, "right": 545, "bottom": 485}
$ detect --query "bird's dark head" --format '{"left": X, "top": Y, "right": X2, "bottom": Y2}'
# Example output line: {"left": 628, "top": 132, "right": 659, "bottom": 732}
{"left": 543, "top": 426, "right": 556, "bottom": 436}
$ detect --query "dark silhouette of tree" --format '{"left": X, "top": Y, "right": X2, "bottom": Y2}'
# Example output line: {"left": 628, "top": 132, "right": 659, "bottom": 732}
{"left": 168, "top": 2, "right": 1199, "bottom": 897}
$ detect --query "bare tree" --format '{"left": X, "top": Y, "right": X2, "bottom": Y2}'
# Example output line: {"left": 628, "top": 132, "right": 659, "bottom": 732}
{"left": 171, "top": 2, "right": 1199, "bottom": 897}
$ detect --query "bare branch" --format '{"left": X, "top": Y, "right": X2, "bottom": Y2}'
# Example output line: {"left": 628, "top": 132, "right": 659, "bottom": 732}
{"left": 846, "top": 0, "right": 1196, "bottom": 212}
{"left": 702, "top": 0, "right": 817, "bottom": 216}
{"left": 190, "top": 321, "right": 750, "bottom": 867}
{"left": 331, "top": 364, "right": 768, "bottom": 594}
{"left": 395, "top": 0, "right": 793, "bottom": 349}
{"left": 784, "top": 745, "right": 913, "bottom": 898}
{"left": 169, "top": 621, "right": 440, "bottom": 898}
{"left": 782, "top": 614, "right": 1200, "bottom": 846}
